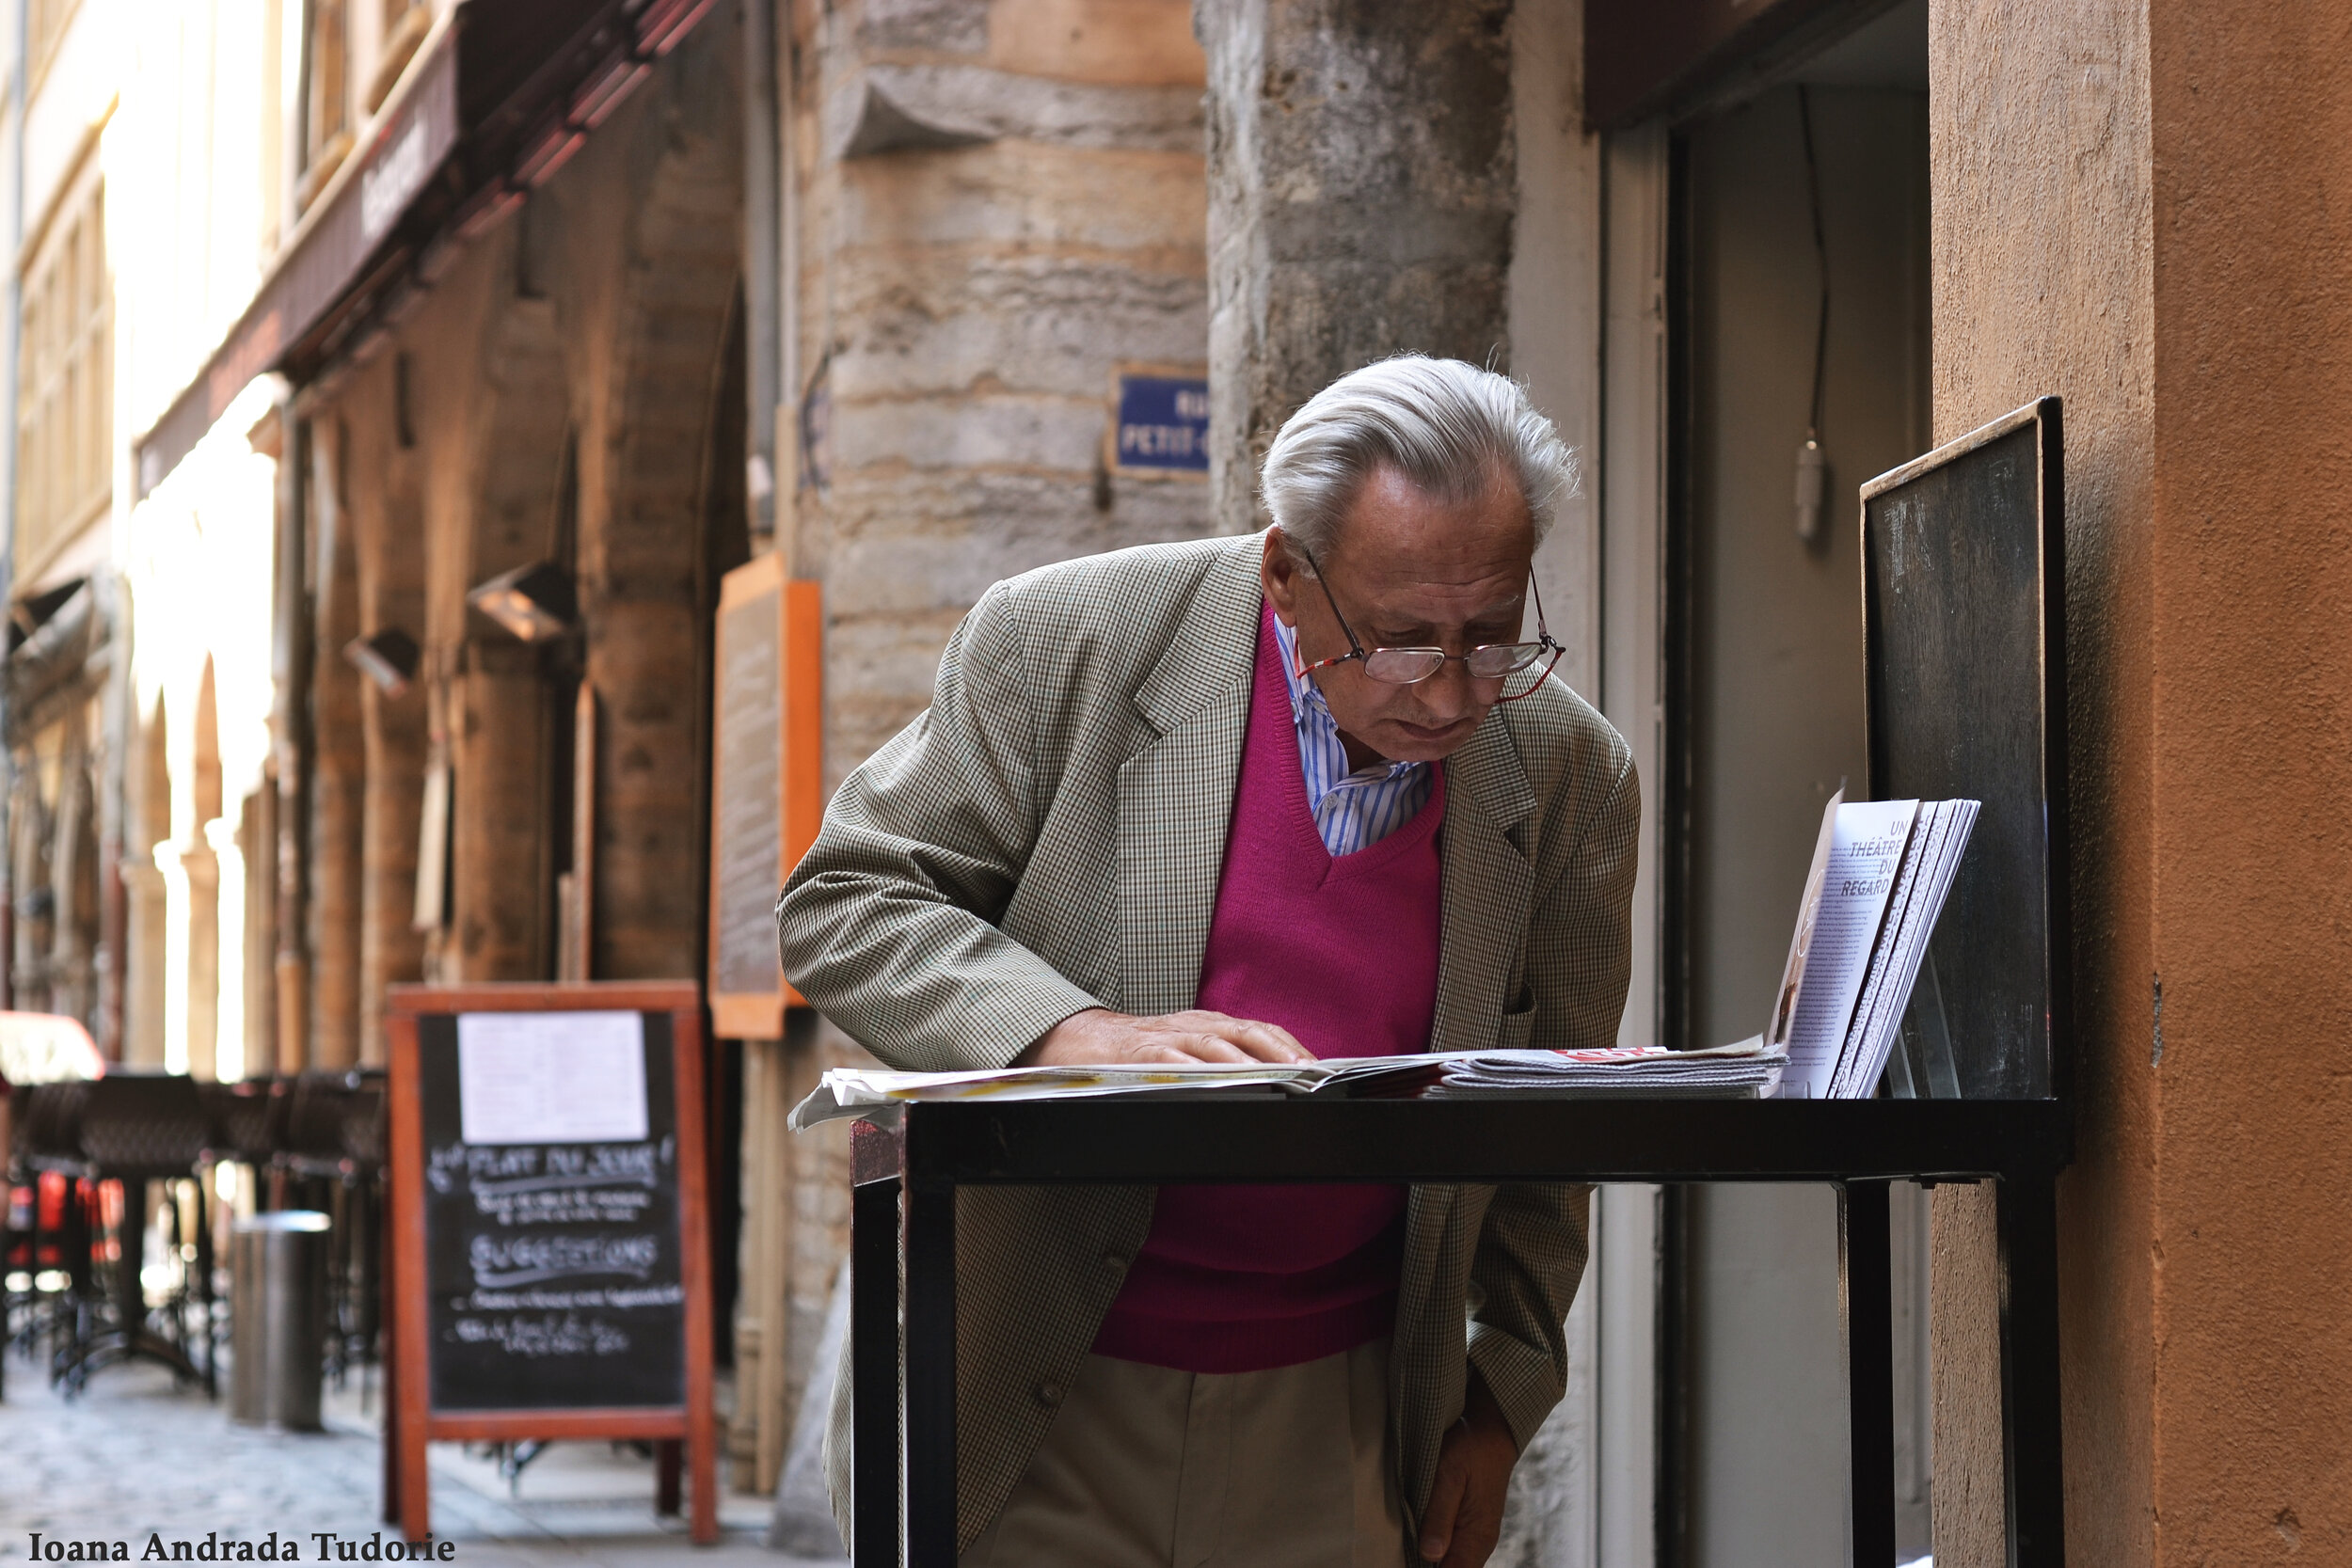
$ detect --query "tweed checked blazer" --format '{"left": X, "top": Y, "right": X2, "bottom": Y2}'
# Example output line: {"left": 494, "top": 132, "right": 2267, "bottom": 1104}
{"left": 778, "top": 532, "right": 1640, "bottom": 1554}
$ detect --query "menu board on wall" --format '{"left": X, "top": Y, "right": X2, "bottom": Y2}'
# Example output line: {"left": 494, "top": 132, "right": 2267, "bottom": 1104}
{"left": 707, "top": 555, "right": 823, "bottom": 1040}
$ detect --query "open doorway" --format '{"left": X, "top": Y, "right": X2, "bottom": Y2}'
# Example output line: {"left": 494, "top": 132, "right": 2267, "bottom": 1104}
{"left": 1657, "top": 2, "right": 1933, "bottom": 1563}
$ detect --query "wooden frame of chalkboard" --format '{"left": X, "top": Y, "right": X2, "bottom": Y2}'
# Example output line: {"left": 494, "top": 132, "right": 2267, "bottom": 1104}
{"left": 384, "top": 980, "right": 717, "bottom": 1544}
{"left": 708, "top": 553, "right": 823, "bottom": 1038}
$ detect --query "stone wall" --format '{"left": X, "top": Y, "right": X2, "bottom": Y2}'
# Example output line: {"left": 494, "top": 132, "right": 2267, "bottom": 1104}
{"left": 1198, "top": 0, "right": 1517, "bottom": 532}
{"left": 787, "top": 0, "right": 1213, "bottom": 767}
{"left": 757, "top": 0, "right": 1215, "bottom": 1499}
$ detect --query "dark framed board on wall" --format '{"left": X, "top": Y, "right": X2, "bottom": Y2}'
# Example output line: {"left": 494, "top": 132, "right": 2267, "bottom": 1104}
{"left": 708, "top": 554, "right": 824, "bottom": 1039}
{"left": 1860, "top": 396, "right": 2072, "bottom": 1103}
{"left": 385, "top": 981, "right": 716, "bottom": 1543}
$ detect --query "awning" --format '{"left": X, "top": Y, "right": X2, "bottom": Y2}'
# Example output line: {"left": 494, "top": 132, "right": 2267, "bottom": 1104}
{"left": 0, "top": 1010, "right": 105, "bottom": 1086}
{"left": 17, "top": 513, "right": 111, "bottom": 601}
{"left": 133, "top": 0, "right": 715, "bottom": 500}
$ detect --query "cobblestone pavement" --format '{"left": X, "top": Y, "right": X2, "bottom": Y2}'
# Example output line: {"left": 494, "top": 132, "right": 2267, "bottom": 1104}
{"left": 0, "top": 1348, "right": 842, "bottom": 1568}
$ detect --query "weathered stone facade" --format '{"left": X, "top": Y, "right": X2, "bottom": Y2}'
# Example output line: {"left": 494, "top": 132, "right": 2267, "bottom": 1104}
{"left": 311, "top": 23, "right": 745, "bottom": 1041}
{"left": 788, "top": 0, "right": 1213, "bottom": 765}
{"left": 1198, "top": 0, "right": 1518, "bottom": 531}
{"left": 750, "top": 0, "right": 1215, "bottom": 1500}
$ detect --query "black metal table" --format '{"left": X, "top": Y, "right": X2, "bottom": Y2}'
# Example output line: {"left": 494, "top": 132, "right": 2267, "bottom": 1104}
{"left": 850, "top": 1094, "right": 2072, "bottom": 1567}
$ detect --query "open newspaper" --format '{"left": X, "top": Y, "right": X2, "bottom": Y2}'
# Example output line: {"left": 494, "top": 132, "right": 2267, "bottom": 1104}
{"left": 786, "top": 794, "right": 1975, "bottom": 1130}
{"left": 788, "top": 1038, "right": 1783, "bottom": 1131}
{"left": 1762, "top": 792, "right": 1979, "bottom": 1098}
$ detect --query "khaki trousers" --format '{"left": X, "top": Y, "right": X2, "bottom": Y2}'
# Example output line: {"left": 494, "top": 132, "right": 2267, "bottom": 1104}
{"left": 960, "top": 1339, "right": 1411, "bottom": 1568}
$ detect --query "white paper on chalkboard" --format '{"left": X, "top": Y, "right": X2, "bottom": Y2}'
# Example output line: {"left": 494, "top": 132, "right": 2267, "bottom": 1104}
{"left": 457, "top": 1011, "right": 648, "bottom": 1145}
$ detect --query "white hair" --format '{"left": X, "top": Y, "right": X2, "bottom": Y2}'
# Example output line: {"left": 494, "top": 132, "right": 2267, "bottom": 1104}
{"left": 1260, "top": 356, "right": 1577, "bottom": 571}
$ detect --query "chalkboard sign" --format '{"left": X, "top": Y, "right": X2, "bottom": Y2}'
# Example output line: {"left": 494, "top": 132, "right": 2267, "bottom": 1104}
{"left": 417, "top": 1009, "right": 683, "bottom": 1409}
{"left": 707, "top": 555, "right": 823, "bottom": 1038}
{"left": 386, "top": 981, "right": 716, "bottom": 1543}
{"left": 1860, "top": 398, "right": 2072, "bottom": 1101}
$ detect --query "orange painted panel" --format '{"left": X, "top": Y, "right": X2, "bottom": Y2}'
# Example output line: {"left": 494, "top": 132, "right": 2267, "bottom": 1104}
{"left": 707, "top": 557, "right": 822, "bottom": 1037}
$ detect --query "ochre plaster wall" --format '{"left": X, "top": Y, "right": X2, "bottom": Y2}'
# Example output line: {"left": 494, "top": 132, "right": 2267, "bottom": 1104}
{"left": 1928, "top": 0, "right": 2154, "bottom": 1562}
{"left": 2144, "top": 2, "right": 2352, "bottom": 1558}
{"left": 1932, "top": 1, "right": 2352, "bottom": 1562}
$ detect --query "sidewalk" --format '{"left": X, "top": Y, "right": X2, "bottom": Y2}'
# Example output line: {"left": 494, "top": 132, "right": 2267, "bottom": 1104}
{"left": 0, "top": 1349, "right": 843, "bottom": 1568}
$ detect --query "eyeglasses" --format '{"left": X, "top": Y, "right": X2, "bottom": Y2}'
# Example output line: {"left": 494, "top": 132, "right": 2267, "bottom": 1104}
{"left": 1293, "top": 546, "right": 1565, "bottom": 703}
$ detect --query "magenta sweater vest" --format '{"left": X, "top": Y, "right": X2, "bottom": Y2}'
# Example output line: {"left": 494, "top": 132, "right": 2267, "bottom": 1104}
{"left": 1091, "top": 606, "right": 1445, "bottom": 1373}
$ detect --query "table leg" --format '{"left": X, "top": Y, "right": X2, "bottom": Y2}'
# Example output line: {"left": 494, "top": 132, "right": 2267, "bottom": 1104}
{"left": 656, "top": 1438, "right": 683, "bottom": 1515}
{"left": 383, "top": 1192, "right": 401, "bottom": 1525}
{"left": 903, "top": 1180, "right": 957, "bottom": 1568}
{"left": 382, "top": 1299, "right": 401, "bottom": 1522}
{"left": 195, "top": 1177, "right": 216, "bottom": 1398}
{"left": 1840, "top": 1181, "right": 1897, "bottom": 1566}
{"left": 852, "top": 1171, "right": 902, "bottom": 1568}
{"left": 58, "top": 1179, "right": 92, "bottom": 1390}
{"left": 690, "top": 1410, "right": 720, "bottom": 1544}
{"left": 397, "top": 1214, "right": 433, "bottom": 1544}
{"left": 1998, "top": 1171, "right": 2065, "bottom": 1567}
{"left": 0, "top": 1198, "right": 9, "bottom": 1402}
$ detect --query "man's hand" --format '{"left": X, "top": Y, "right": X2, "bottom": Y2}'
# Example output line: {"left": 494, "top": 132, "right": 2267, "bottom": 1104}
{"left": 1016, "top": 1007, "right": 1314, "bottom": 1067}
{"left": 1417, "top": 1372, "right": 1521, "bottom": 1568}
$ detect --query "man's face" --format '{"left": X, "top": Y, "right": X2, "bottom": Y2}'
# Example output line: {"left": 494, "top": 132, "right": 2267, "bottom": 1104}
{"left": 1261, "top": 464, "right": 1536, "bottom": 767}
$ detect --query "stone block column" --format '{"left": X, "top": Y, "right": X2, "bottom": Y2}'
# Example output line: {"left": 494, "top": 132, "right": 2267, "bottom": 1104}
{"left": 345, "top": 358, "right": 430, "bottom": 1068}
{"left": 447, "top": 643, "right": 553, "bottom": 980}
{"left": 1196, "top": 0, "right": 1518, "bottom": 531}
{"left": 309, "top": 443, "right": 366, "bottom": 1069}
{"left": 356, "top": 655, "right": 427, "bottom": 1064}
{"left": 757, "top": 0, "right": 1216, "bottom": 1505}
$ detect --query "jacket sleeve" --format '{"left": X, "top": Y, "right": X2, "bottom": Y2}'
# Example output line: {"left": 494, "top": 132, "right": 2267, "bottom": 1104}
{"left": 1466, "top": 744, "right": 1641, "bottom": 1449}
{"left": 775, "top": 582, "right": 1103, "bottom": 1071}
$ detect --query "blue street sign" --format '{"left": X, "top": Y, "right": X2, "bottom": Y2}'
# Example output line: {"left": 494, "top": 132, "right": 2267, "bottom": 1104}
{"left": 1113, "top": 373, "right": 1210, "bottom": 473}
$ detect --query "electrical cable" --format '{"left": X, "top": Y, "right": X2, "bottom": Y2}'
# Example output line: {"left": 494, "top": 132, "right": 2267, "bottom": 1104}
{"left": 1794, "top": 86, "right": 1832, "bottom": 545}
{"left": 1798, "top": 85, "right": 1831, "bottom": 442}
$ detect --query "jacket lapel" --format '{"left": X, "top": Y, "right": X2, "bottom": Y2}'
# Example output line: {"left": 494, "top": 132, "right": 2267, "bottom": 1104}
{"left": 1432, "top": 714, "right": 1538, "bottom": 1052}
{"left": 1116, "top": 540, "right": 1265, "bottom": 1016}
{"left": 1393, "top": 715, "right": 1539, "bottom": 1399}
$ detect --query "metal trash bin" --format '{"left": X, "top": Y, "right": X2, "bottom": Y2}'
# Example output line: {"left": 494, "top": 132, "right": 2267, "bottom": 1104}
{"left": 229, "top": 1211, "right": 330, "bottom": 1430}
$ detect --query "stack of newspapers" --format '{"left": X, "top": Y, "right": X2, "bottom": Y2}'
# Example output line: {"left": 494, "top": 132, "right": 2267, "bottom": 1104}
{"left": 1763, "top": 791, "right": 1980, "bottom": 1099}
{"left": 787, "top": 1038, "right": 1783, "bottom": 1131}
{"left": 1417, "top": 1039, "right": 1784, "bottom": 1100}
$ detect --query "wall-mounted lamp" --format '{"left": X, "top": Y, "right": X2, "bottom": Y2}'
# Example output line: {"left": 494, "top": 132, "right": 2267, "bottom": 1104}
{"left": 343, "top": 626, "right": 422, "bottom": 696}
{"left": 1794, "top": 436, "right": 1826, "bottom": 546}
{"left": 467, "top": 561, "right": 577, "bottom": 642}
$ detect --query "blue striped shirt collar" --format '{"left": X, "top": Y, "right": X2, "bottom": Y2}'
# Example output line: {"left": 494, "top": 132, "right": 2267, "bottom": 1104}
{"left": 1270, "top": 610, "right": 1437, "bottom": 856}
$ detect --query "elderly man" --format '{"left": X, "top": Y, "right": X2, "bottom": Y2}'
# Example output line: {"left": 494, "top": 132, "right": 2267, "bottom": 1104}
{"left": 779, "top": 356, "right": 1639, "bottom": 1568}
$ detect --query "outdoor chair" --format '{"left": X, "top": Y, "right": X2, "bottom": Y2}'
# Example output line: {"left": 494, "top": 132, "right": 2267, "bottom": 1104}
{"left": 274, "top": 1070, "right": 388, "bottom": 1381}
{"left": 335, "top": 1076, "right": 387, "bottom": 1374}
{"left": 5, "top": 1080, "right": 97, "bottom": 1386}
{"left": 200, "top": 1075, "right": 287, "bottom": 1179}
{"left": 55, "top": 1072, "right": 215, "bottom": 1398}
